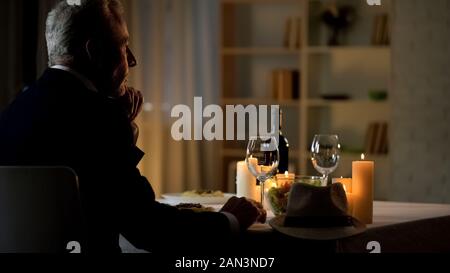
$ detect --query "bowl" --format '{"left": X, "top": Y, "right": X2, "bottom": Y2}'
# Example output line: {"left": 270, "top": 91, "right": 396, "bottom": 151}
{"left": 266, "top": 175, "right": 324, "bottom": 216}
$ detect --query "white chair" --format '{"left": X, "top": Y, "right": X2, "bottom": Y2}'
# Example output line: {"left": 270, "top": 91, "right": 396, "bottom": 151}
{"left": 0, "top": 167, "right": 84, "bottom": 253}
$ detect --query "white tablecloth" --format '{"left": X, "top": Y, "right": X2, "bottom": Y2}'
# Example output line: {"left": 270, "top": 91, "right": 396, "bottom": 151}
{"left": 120, "top": 201, "right": 450, "bottom": 252}
{"left": 369, "top": 201, "right": 450, "bottom": 228}
{"left": 250, "top": 201, "right": 450, "bottom": 231}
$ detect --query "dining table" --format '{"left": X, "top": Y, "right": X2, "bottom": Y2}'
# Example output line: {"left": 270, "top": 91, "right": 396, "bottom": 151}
{"left": 248, "top": 201, "right": 450, "bottom": 253}
{"left": 119, "top": 200, "right": 450, "bottom": 253}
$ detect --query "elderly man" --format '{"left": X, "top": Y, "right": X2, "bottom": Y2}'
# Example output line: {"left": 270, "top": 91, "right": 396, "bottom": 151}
{"left": 0, "top": 0, "right": 260, "bottom": 253}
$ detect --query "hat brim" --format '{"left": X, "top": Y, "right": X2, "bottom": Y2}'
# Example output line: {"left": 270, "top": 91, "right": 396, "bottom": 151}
{"left": 269, "top": 215, "right": 367, "bottom": 241}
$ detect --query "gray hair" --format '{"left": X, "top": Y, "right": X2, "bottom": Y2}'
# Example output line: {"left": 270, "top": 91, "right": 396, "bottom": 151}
{"left": 45, "top": 0, "right": 124, "bottom": 66}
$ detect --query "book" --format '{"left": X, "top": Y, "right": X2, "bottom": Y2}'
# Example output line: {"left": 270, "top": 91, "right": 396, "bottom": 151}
{"left": 372, "top": 15, "right": 381, "bottom": 45}
{"left": 374, "top": 122, "right": 387, "bottom": 154}
{"left": 295, "top": 17, "right": 302, "bottom": 49}
{"left": 283, "top": 70, "right": 293, "bottom": 100}
{"left": 372, "top": 14, "right": 390, "bottom": 45}
{"left": 365, "top": 122, "right": 389, "bottom": 155}
{"left": 292, "top": 70, "right": 300, "bottom": 100}
{"left": 283, "top": 17, "right": 302, "bottom": 50}
{"left": 272, "top": 70, "right": 286, "bottom": 101}
{"left": 271, "top": 69, "right": 301, "bottom": 101}
{"left": 380, "top": 122, "right": 389, "bottom": 154}
{"left": 365, "top": 123, "right": 377, "bottom": 154}
{"left": 382, "top": 15, "right": 390, "bottom": 45}
{"left": 381, "top": 125, "right": 389, "bottom": 154}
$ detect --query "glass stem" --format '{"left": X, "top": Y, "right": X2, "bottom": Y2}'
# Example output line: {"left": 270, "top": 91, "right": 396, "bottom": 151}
{"left": 323, "top": 174, "right": 329, "bottom": 187}
{"left": 260, "top": 179, "right": 265, "bottom": 207}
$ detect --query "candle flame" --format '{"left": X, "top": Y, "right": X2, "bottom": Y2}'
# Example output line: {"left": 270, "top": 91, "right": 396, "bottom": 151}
{"left": 361, "top": 153, "right": 365, "bottom": 160}
{"left": 284, "top": 171, "right": 289, "bottom": 178}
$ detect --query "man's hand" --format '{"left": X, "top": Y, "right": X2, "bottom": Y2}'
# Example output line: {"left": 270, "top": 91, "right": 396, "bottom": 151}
{"left": 220, "top": 197, "right": 263, "bottom": 231}
{"left": 119, "top": 87, "right": 143, "bottom": 122}
{"left": 246, "top": 198, "right": 267, "bottom": 224}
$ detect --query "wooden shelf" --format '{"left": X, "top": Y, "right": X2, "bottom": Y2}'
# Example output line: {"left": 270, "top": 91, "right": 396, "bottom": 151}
{"left": 340, "top": 153, "right": 390, "bottom": 161}
{"left": 221, "top": 47, "right": 300, "bottom": 56}
{"left": 222, "top": 0, "right": 300, "bottom": 4}
{"left": 300, "top": 151, "right": 389, "bottom": 160}
{"left": 221, "top": 148, "right": 246, "bottom": 158}
{"left": 306, "top": 46, "right": 391, "bottom": 54}
{"left": 306, "top": 99, "right": 389, "bottom": 107}
{"left": 222, "top": 46, "right": 389, "bottom": 56}
{"left": 223, "top": 148, "right": 300, "bottom": 158}
{"left": 222, "top": 98, "right": 300, "bottom": 107}
{"left": 219, "top": 0, "right": 392, "bottom": 191}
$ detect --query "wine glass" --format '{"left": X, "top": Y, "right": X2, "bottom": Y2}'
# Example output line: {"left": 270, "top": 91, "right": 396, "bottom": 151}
{"left": 246, "top": 136, "right": 279, "bottom": 206}
{"left": 310, "top": 134, "right": 340, "bottom": 186}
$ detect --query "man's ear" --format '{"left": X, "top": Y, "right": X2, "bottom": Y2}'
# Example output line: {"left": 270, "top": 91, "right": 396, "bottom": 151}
{"left": 85, "top": 40, "right": 94, "bottom": 62}
{"left": 85, "top": 40, "right": 104, "bottom": 62}
{"left": 85, "top": 40, "right": 105, "bottom": 69}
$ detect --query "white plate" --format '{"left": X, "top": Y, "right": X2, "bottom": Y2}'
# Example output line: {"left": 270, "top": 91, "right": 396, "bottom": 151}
{"left": 161, "top": 193, "right": 235, "bottom": 205}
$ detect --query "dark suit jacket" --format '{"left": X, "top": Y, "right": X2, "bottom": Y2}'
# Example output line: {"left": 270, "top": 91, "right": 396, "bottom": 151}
{"left": 0, "top": 69, "right": 232, "bottom": 253}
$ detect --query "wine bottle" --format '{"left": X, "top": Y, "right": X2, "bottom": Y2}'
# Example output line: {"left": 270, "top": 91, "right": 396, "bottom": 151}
{"left": 275, "top": 109, "right": 289, "bottom": 173}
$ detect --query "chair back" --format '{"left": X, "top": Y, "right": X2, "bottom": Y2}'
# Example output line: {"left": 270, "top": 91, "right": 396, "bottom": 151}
{"left": 0, "top": 167, "right": 83, "bottom": 253}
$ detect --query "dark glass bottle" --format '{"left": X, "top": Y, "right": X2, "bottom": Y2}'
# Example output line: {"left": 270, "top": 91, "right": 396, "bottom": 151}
{"left": 277, "top": 109, "right": 289, "bottom": 173}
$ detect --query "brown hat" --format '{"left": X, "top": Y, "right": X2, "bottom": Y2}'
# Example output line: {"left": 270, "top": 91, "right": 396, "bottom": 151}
{"left": 269, "top": 183, "right": 366, "bottom": 240}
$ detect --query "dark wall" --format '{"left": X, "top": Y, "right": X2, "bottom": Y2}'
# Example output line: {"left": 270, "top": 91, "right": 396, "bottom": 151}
{"left": 0, "top": 0, "right": 39, "bottom": 111}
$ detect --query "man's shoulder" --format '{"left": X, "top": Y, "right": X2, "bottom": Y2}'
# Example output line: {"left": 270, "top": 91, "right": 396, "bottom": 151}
{"left": 1, "top": 69, "right": 126, "bottom": 128}
{"left": 6, "top": 69, "right": 92, "bottom": 106}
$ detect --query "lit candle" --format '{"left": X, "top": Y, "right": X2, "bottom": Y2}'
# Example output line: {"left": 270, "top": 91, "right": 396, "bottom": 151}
{"left": 236, "top": 158, "right": 258, "bottom": 201}
{"left": 346, "top": 193, "right": 355, "bottom": 216}
{"left": 352, "top": 154, "right": 374, "bottom": 224}
{"left": 332, "top": 177, "right": 353, "bottom": 193}
{"left": 276, "top": 171, "right": 295, "bottom": 187}
{"left": 332, "top": 177, "right": 354, "bottom": 216}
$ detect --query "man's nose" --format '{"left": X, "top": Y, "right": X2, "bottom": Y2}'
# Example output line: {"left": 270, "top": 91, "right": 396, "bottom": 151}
{"left": 127, "top": 47, "right": 137, "bottom": 68}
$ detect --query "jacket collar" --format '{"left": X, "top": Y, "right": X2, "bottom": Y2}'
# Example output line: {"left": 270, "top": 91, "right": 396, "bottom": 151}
{"left": 50, "top": 65, "right": 98, "bottom": 93}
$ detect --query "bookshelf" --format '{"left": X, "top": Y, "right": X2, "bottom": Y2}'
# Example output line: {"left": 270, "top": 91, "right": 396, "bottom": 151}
{"left": 221, "top": 47, "right": 300, "bottom": 55}
{"left": 220, "top": 0, "right": 392, "bottom": 193}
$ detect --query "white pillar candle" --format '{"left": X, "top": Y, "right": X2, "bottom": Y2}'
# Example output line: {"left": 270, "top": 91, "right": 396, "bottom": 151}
{"left": 352, "top": 154, "right": 374, "bottom": 224}
{"left": 236, "top": 158, "right": 258, "bottom": 201}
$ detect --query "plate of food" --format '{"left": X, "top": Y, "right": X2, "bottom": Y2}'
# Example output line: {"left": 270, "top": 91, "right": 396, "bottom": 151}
{"left": 161, "top": 190, "right": 235, "bottom": 205}
{"left": 174, "top": 203, "right": 216, "bottom": 212}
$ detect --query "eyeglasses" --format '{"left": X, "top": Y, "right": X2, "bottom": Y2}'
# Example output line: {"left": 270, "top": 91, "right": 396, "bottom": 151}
{"left": 127, "top": 46, "right": 137, "bottom": 68}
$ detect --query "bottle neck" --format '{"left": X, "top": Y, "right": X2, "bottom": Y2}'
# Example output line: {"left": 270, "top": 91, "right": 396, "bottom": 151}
{"left": 279, "top": 109, "right": 283, "bottom": 131}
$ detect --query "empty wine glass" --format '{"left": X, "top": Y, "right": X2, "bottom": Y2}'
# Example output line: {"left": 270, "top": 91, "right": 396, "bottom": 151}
{"left": 310, "top": 134, "right": 340, "bottom": 186}
{"left": 246, "top": 136, "right": 279, "bottom": 206}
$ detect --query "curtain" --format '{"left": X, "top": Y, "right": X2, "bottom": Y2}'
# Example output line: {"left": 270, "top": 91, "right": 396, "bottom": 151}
{"left": 0, "top": 0, "right": 58, "bottom": 110}
{"left": 0, "top": 0, "right": 39, "bottom": 110}
{"left": 128, "top": 0, "right": 221, "bottom": 197}
{"left": 0, "top": 1, "right": 22, "bottom": 110}
{"left": 25, "top": 0, "right": 221, "bottom": 197}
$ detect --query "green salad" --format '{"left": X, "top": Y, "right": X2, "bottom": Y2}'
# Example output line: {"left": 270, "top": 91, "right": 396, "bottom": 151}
{"left": 267, "top": 179, "right": 323, "bottom": 216}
